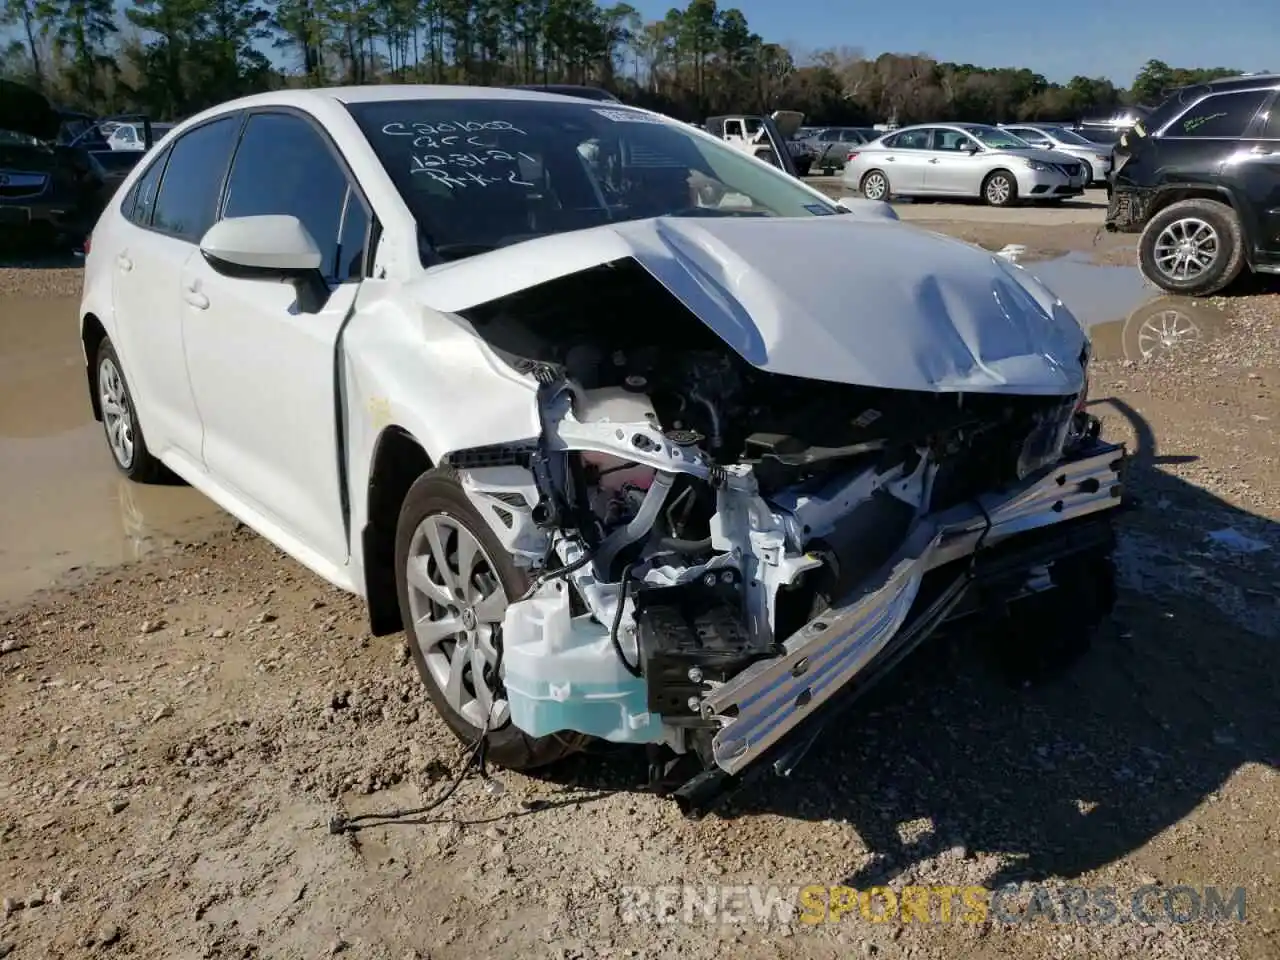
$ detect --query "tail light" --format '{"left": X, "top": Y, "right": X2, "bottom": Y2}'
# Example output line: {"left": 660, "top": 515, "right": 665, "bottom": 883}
{"left": 83, "top": 233, "right": 92, "bottom": 255}
{"left": 846, "top": 151, "right": 859, "bottom": 162}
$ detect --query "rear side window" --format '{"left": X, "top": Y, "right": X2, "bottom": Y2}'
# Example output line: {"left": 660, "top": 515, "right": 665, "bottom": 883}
{"left": 1165, "top": 89, "right": 1270, "bottom": 139}
{"left": 122, "top": 146, "right": 171, "bottom": 226}
{"left": 151, "top": 115, "right": 242, "bottom": 242}
{"left": 886, "top": 130, "right": 930, "bottom": 149}
{"left": 221, "top": 111, "right": 370, "bottom": 282}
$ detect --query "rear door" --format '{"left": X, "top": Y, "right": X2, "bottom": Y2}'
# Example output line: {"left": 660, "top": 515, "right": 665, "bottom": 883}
{"left": 1231, "top": 92, "right": 1280, "bottom": 261}
{"left": 109, "top": 115, "right": 242, "bottom": 460}
{"left": 877, "top": 129, "right": 931, "bottom": 191}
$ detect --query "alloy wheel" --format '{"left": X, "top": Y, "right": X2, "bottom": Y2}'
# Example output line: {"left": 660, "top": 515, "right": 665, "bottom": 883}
{"left": 98, "top": 356, "right": 135, "bottom": 469}
{"left": 862, "top": 172, "right": 887, "bottom": 200}
{"left": 986, "top": 175, "right": 1011, "bottom": 205}
{"left": 404, "top": 514, "right": 510, "bottom": 729}
{"left": 1152, "top": 217, "right": 1219, "bottom": 282}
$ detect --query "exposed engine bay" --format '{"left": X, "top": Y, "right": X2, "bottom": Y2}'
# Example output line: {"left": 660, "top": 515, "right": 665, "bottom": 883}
{"left": 442, "top": 258, "right": 1125, "bottom": 808}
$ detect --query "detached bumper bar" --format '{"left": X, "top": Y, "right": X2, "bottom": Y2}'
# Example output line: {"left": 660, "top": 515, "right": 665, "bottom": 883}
{"left": 700, "top": 440, "right": 1127, "bottom": 778}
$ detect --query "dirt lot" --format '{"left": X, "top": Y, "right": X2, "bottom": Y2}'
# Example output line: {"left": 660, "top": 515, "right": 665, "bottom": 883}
{"left": 2, "top": 205, "right": 1278, "bottom": 960}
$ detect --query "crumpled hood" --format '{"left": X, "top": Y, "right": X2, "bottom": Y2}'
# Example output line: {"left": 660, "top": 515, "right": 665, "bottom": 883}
{"left": 412, "top": 215, "right": 1088, "bottom": 396}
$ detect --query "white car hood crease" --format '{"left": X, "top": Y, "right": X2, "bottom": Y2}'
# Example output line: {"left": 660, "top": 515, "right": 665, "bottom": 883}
{"left": 411, "top": 216, "right": 1088, "bottom": 396}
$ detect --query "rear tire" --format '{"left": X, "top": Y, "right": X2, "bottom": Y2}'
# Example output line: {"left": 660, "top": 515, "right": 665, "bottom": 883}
{"left": 394, "top": 467, "right": 584, "bottom": 770}
{"left": 860, "top": 169, "right": 889, "bottom": 201}
{"left": 95, "top": 338, "right": 165, "bottom": 483}
{"left": 1137, "top": 198, "right": 1245, "bottom": 296}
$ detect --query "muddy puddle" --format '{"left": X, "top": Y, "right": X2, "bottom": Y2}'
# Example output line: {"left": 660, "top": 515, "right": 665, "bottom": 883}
{"left": 1011, "top": 251, "right": 1232, "bottom": 363}
{"left": 0, "top": 294, "right": 227, "bottom": 603}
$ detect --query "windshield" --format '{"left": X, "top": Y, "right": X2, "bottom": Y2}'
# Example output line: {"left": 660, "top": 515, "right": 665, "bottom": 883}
{"left": 966, "top": 126, "right": 1033, "bottom": 149}
{"left": 1044, "top": 126, "right": 1093, "bottom": 145}
{"left": 346, "top": 98, "right": 841, "bottom": 263}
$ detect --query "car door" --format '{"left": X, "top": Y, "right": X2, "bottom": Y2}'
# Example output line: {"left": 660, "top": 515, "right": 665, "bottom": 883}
{"left": 179, "top": 109, "right": 373, "bottom": 567}
{"left": 922, "top": 128, "right": 986, "bottom": 195}
{"left": 109, "top": 115, "right": 242, "bottom": 462}
{"left": 878, "top": 129, "right": 931, "bottom": 191}
{"left": 1232, "top": 92, "right": 1280, "bottom": 261}
{"left": 814, "top": 128, "right": 841, "bottom": 167}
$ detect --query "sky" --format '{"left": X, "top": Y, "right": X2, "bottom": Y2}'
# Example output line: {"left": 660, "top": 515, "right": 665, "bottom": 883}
{"left": 3, "top": 0, "right": 1273, "bottom": 88}
{"left": 627, "top": 0, "right": 1276, "bottom": 86}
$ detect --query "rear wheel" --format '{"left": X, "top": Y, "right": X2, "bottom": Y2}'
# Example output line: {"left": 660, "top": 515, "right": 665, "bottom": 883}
{"left": 1137, "top": 198, "right": 1245, "bottom": 296}
{"left": 394, "top": 467, "right": 583, "bottom": 770}
{"left": 861, "top": 169, "right": 889, "bottom": 201}
{"left": 95, "top": 338, "right": 165, "bottom": 483}
{"left": 1080, "top": 160, "right": 1094, "bottom": 186}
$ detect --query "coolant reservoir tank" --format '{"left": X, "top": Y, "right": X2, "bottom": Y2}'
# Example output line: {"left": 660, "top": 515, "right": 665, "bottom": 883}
{"left": 500, "top": 580, "right": 662, "bottom": 743}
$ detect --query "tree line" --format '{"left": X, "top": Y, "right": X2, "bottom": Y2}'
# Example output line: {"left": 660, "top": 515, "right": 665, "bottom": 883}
{"left": 0, "top": 0, "right": 1248, "bottom": 126}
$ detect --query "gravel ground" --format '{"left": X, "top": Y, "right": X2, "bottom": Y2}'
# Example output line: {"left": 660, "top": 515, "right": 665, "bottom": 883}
{"left": 1, "top": 232, "right": 1278, "bottom": 960}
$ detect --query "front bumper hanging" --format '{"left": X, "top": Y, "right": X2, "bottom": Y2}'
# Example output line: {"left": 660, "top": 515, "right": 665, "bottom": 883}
{"left": 698, "top": 439, "right": 1128, "bottom": 781}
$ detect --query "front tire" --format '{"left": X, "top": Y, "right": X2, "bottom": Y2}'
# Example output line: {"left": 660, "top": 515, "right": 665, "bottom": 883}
{"left": 983, "top": 170, "right": 1018, "bottom": 207}
{"left": 394, "top": 467, "right": 582, "bottom": 770}
{"left": 1137, "top": 198, "right": 1245, "bottom": 296}
{"left": 95, "top": 338, "right": 164, "bottom": 483}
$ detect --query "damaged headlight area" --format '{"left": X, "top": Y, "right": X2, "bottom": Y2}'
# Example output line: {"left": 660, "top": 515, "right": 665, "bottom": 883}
{"left": 440, "top": 258, "right": 1126, "bottom": 812}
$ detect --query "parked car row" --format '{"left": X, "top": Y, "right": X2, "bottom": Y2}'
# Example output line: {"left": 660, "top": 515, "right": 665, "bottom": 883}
{"left": 0, "top": 80, "right": 171, "bottom": 253}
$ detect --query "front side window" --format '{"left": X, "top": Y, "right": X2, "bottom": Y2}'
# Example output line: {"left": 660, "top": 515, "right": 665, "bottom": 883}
{"left": 1168, "top": 90, "right": 1271, "bottom": 138}
{"left": 965, "top": 126, "right": 1033, "bottom": 149}
{"left": 347, "top": 98, "right": 842, "bottom": 264}
{"left": 221, "top": 111, "right": 370, "bottom": 281}
{"left": 150, "top": 115, "right": 241, "bottom": 242}
{"left": 932, "top": 128, "right": 977, "bottom": 151}
{"left": 1256, "top": 104, "right": 1280, "bottom": 139}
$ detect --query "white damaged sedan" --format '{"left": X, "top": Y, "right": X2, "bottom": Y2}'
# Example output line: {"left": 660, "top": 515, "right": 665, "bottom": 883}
{"left": 79, "top": 86, "right": 1128, "bottom": 813}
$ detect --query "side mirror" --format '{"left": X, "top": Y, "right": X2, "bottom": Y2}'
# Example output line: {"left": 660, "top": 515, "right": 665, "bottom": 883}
{"left": 963, "top": 142, "right": 981, "bottom": 154}
{"left": 200, "top": 215, "right": 330, "bottom": 313}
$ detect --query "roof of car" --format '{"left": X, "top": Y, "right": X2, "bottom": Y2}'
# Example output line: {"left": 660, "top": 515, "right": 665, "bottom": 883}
{"left": 227, "top": 85, "right": 606, "bottom": 109}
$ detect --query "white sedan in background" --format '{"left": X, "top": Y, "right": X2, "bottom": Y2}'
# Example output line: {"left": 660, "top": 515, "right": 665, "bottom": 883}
{"left": 843, "top": 123, "right": 1089, "bottom": 206}
{"left": 77, "top": 85, "right": 1125, "bottom": 813}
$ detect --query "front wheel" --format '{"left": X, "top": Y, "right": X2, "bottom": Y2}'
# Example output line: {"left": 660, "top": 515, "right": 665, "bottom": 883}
{"left": 1137, "top": 198, "right": 1245, "bottom": 296}
{"left": 95, "top": 338, "right": 165, "bottom": 483}
{"left": 983, "top": 170, "right": 1018, "bottom": 207}
{"left": 394, "top": 467, "right": 583, "bottom": 770}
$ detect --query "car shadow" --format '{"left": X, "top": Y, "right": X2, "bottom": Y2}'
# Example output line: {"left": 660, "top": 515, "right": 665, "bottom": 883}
{"left": 544, "top": 398, "right": 1278, "bottom": 888}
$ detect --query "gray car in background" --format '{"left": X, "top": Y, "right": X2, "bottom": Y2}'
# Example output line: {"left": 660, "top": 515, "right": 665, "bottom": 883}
{"left": 999, "top": 123, "right": 1113, "bottom": 184}
{"left": 802, "top": 126, "right": 878, "bottom": 174}
{"left": 842, "top": 123, "right": 1088, "bottom": 206}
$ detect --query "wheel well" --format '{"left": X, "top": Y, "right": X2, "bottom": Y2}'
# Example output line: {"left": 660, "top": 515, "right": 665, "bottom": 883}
{"left": 362, "top": 426, "right": 433, "bottom": 636}
{"left": 861, "top": 168, "right": 886, "bottom": 188}
{"left": 983, "top": 168, "right": 1015, "bottom": 187}
{"left": 81, "top": 313, "right": 107, "bottom": 421}
{"left": 1147, "top": 187, "right": 1237, "bottom": 220}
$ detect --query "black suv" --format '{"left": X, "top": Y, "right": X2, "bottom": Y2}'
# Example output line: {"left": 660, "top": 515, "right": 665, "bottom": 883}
{"left": 1105, "top": 74, "right": 1280, "bottom": 296}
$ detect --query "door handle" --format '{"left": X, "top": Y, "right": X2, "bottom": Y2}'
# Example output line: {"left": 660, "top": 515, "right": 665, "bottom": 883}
{"left": 886, "top": 156, "right": 895, "bottom": 161}
{"left": 116, "top": 253, "right": 132, "bottom": 272}
{"left": 928, "top": 158, "right": 939, "bottom": 164}
{"left": 1249, "top": 144, "right": 1273, "bottom": 155}
{"left": 183, "top": 285, "right": 209, "bottom": 310}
